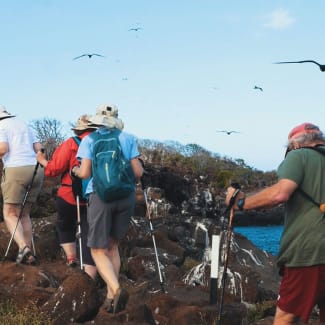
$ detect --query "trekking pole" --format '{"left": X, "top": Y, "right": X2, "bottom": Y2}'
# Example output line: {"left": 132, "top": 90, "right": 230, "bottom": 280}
{"left": 216, "top": 183, "right": 241, "bottom": 325}
{"left": 3, "top": 159, "right": 42, "bottom": 261}
{"left": 31, "top": 235, "right": 36, "bottom": 256}
{"left": 142, "top": 183, "right": 166, "bottom": 293}
{"left": 75, "top": 195, "right": 84, "bottom": 271}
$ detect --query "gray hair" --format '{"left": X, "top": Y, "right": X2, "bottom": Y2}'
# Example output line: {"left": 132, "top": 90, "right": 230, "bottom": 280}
{"left": 287, "top": 131, "right": 325, "bottom": 151}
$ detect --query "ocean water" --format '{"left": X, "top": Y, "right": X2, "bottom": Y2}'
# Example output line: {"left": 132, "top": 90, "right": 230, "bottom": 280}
{"left": 234, "top": 225, "right": 283, "bottom": 256}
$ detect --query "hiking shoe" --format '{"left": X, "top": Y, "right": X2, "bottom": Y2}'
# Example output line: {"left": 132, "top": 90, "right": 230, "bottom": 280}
{"left": 66, "top": 256, "right": 79, "bottom": 267}
{"left": 16, "top": 246, "right": 37, "bottom": 265}
{"left": 112, "top": 287, "right": 129, "bottom": 314}
{"left": 102, "top": 297, "right": 114, "bottom": 313}
{"left": 103, "top": 288, "right": 129, "bottom": 314}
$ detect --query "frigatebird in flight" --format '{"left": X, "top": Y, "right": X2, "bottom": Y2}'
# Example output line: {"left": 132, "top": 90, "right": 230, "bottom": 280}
{"left": 128, "top": 27, "right": 142, "bottom": 32}
{"left": 254, "top": 85, "right": 263, "bottom": 91}
{"left": 73, "top": 53, "right": 105, "bottom": 60}
{"left": 216, "top": 130, "right": 240, "bottom": 135}
{"left": 274, "top": 60, "right": 325, "bottom": 72}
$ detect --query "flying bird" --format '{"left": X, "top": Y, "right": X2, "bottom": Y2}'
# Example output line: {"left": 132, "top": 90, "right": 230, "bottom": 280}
{"left": 73, "top": 53, "right": 105, "bottom": 60}
{"left": 216, "top": 130, "right": 240, "bottom": 135}
{"left": 274, "top": 60, "right": 325, "bottom": 72}
{"left": 254, "top": 85, "right": 263, "bottom": 91}
{"left": 128, "top": 27, "right": 142, "bottom": 32}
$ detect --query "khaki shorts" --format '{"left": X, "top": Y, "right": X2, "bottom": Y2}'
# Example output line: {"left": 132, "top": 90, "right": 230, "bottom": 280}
{"left": 1, "top": 165, "right": 44, "bottom": 204}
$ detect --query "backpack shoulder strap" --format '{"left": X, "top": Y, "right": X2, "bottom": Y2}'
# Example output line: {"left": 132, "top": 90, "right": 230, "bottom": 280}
{"left": 72, "top": 136, "right": 81, "bottom": 146}
{"left": 297, "top": 145, "right": 325, "bottom": 207}
{"left": 90, "top": 128, "right": 121, "bottom": 141}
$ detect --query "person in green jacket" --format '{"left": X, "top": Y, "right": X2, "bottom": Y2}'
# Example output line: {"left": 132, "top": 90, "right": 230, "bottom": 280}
{"left": 226, "top": 122, "right": 325, "bottom": 325}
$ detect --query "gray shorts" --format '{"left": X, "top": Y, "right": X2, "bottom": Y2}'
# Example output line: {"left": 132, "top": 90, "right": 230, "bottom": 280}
{"left": 1, "top": 165, "right": 44, "bottom": 204}
{"left": 87, "top": 192, "right": 135, "bottom": 248}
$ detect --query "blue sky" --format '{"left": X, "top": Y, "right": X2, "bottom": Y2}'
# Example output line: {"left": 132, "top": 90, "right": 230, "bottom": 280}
{"left": 1, "top": 1, "right": 324, "bottom": 172}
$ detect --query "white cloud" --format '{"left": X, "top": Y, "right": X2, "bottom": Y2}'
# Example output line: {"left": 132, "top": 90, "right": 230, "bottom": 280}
{"left": 264, "top": 8, "right": 295, "bottom": 29}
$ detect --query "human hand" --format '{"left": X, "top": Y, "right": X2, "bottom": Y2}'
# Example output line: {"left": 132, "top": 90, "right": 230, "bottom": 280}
{"left": 36, "top": 149, "right": 47, "bottom": 167}
{"left": 70, "top": 165, "right": 80, "bottom": 178}
{"left": 225, "top": 186, "right": 245, "bottom": 209}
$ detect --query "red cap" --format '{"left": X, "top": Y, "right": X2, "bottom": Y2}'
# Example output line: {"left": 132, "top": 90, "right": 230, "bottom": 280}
{"left": 288, "top": 122, "right": 321, "bottom": 140}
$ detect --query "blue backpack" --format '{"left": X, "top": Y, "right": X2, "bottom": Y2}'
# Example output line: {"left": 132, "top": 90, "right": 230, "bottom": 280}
{"left": 90, "top": 128, "right": 135, "bottom": 202}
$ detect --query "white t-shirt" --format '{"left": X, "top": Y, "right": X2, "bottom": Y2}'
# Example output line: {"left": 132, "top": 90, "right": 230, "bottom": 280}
{"left": 0, "top": 117, "right": 38, "bottom": 167}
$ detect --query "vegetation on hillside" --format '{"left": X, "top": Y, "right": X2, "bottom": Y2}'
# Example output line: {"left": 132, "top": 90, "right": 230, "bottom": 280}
{"left": 30, "top": 118, "right": 278, "bottom": 191}
{"left": 138, "top": 139, "right": 277, "bottom": 190}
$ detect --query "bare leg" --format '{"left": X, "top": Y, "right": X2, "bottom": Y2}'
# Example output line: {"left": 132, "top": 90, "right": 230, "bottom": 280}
{"left": 3, "top": 203, "right": 32, "bottom": 251}
{"left": 61, "top": 242, "right": 77, "bottom": 260}
{"left": 84, "top": 264, "right": 97, "bottom": 280}
{"left": 91, "top": 239, "right": 120, "bottom": 299}
{"left": 274, "top": 306, "right": 303, "bottom": 325}
{"left": 106, "top": 238, "right": 120, "bottom": 277}
{"left": 20, "top": 203, "right": 33, "bottom": 248}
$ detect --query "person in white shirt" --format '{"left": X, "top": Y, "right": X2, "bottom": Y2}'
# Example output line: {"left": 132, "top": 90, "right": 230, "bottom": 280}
{"left": 0, "top": 105, "right": 44, "bottom": 265}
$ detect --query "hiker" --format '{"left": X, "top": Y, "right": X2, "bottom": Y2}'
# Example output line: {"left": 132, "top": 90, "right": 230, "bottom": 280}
{"left": 72, "top": 104, "right": 143, "bottom": 313}
{"left": 225, "top": 122, "right": 325, "bottom": 325}
{"left": 0, "top": 105, "right": 44, "bottom": 265}
{"left": 36, "top": 115, "right": 97, "bottom": 279}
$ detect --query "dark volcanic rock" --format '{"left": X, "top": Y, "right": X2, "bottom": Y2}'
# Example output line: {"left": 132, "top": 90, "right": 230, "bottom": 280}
{"left": 0, "top": 211, "right": 281, "bottom": 324}
{"left": 0, "top": 164, "right": 289, "bottom": 324}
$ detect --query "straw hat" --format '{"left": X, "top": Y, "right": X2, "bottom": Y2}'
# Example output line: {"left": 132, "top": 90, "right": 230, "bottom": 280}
{"left": 71, "top": 114, "right": 97, "bottom": 131}
{"left": 88, "top": 104, "right": 124, "bottom": 130}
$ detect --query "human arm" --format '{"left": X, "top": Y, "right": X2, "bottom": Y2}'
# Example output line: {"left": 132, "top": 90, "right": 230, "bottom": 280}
{"left": 0, "top": 142, "right": 8, "bottom": 159}
{"left": 71, "top": 158, "right": 91, "bottom": 179}
{"left": 36, "top": 140, "right": 74, "bottom": 177}
{"left": 226, "top": 178, "right": 298, "bottom": 211}
{"left": 131, "top": 157, "right": 144, "bottom": 183}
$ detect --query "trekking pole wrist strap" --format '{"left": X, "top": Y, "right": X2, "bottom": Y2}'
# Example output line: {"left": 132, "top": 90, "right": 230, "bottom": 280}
{"left": 227, "top": 189, "right": 240, "bottom": 210}
{"left": 237, "top": 198, "right": 245, "bottom": 211}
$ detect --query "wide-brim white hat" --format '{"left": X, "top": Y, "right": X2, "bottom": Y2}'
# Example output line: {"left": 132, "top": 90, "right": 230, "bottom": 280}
{"left": 0, "top": 105, "right": 15, "bottom": 119}
{"left": 88, "top": 104, "right": 124, "bottom": 130}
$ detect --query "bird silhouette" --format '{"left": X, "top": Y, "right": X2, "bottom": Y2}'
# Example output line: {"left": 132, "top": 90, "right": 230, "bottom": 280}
{"left": 254, "top": 85, "right": 263, "bottom": 91}
{"left": 274, "top": 60, "right": 325, "bottom": 72}
{"left": 216, "top": 130, "right": 240, "bottom": 135}
{"left": 128, "top": 27, "right": 142, "bottom": 32}
{"left": 73, "top": 53, "right": 105, "bottom": 60}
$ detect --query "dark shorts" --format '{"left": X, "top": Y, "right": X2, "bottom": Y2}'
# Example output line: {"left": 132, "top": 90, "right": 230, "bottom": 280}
{"left": 277, "top": 264, "right": 325, "bottom": 323}
{"left": 56, "top": 196, "right": 95, "bottom": 266}
{"left": 1, "top": 165, "right": 44, "bottom": 204}
{"left": 87, "top": 192, "right": 135, "bottom": 248}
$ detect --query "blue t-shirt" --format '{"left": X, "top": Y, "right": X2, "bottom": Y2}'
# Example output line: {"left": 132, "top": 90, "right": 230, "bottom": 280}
{"left": 76, "top": 127, "right": 140, "bottom": 194}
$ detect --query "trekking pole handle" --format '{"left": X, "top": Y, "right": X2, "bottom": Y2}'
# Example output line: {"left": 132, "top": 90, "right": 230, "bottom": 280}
{"left": 225, "top": 182, "right": 241, "bottom": 212}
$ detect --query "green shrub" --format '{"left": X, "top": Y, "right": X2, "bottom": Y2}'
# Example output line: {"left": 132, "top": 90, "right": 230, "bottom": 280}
{"left": 0, "top": 300, "right": 51, "bottom": 325}
{"left": 247, "top": 300, "right": 276, "bottom": 322}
